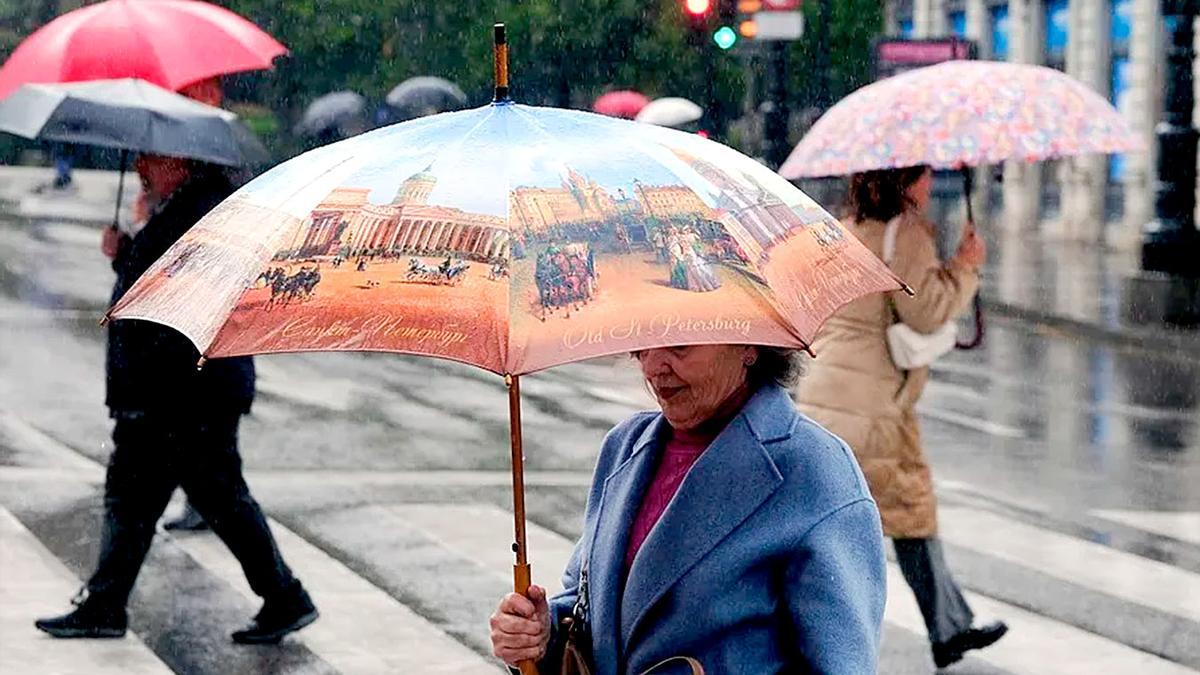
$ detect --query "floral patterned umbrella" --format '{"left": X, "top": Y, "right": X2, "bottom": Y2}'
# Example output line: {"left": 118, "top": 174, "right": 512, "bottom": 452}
{"left": 779, "top": 60, "right": 1143, "bottom": 179}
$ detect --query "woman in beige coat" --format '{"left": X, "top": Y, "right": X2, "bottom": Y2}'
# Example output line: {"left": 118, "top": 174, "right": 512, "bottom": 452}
{"left": 795, "top": 165, "right": 1007, "bottom": 669}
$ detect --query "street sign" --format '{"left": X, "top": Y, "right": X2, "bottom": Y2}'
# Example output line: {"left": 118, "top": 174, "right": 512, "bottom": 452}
{"left": 872, "top": 37, "right": 975, "bottom": 79}
{"left": 754, "top": 10, "right": 804, "bottom": 40}
{"left": 762, "top": 0, "right": 801, "bottom": 9}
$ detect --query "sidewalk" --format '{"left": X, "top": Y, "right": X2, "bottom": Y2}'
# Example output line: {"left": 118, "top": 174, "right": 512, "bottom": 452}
{"left": 1, "top": 165, "right": 1196, "bottom": 356}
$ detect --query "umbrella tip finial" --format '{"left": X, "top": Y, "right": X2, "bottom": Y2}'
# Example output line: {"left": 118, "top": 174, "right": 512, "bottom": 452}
{"left": 493, "top": 23, "right": 509, "bottom": 103}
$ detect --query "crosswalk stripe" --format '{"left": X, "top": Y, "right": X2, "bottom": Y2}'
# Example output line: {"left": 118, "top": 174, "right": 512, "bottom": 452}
{"left": 1090, "top": 510, "right": 1200, "bottom": 547}
{"left": 0, "top": 410, "right": 100, "bottom": 472}
{"left": 0, "top": 507, "right": 172, "bottom": 675}
{"left": 389, "top": 503, "right": 578, "bottom": 596}
{"left": 172, "top": 520, "right": 503, "bottom": 674}
{"left": 916, "top": 405, "right": 1028, "bottom": 439}
{"left": 883, "top": 564, "right": 1195, "bottom": 674}
{"left": 940, "top": 505, "right": 1200, "bottom": 623}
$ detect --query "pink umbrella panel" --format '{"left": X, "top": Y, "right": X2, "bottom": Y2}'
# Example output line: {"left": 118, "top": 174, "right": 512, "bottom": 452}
{"left": 779, "top": 60, "right": 1144, "bottom": 179}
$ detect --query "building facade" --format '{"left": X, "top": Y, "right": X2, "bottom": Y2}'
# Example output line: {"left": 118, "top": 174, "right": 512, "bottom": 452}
{"left": 289, "top": 169, "right": 511, "bottom": 261}
{"left": 509, "top": 169, "right": 621, "bottom": 232}
{"left": 885, "top": 0, "right": 1194, "bottom": 247}
{"left": 288, "top": 187, "right": 370, "bottom": 256}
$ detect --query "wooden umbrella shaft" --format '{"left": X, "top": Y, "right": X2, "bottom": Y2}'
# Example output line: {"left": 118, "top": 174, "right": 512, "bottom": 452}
{"left": 507, "top": 374, "right": 529, "bottom": 572}
{"left": 506, "top": 374, "right": 538, "bottom": 675}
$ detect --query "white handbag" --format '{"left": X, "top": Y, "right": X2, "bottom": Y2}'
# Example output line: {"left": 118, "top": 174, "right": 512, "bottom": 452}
{"left": 881, "top": 217, "right": 958, "bottom": 370}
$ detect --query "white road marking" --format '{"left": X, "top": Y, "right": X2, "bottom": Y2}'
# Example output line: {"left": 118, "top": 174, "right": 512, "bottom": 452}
{"left": 0, "top": 508, "right": 171, "bottom": 675}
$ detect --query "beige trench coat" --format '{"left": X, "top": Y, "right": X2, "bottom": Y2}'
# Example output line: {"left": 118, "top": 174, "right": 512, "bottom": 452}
{"left": 795, "top": 214, "right": 978, "bottom": 538}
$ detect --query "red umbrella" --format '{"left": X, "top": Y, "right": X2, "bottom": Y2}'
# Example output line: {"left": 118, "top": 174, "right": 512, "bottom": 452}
{"left": 0, "top": 0, "right": 287, "bottom": 100}
{"left": 592, "top": 89, "right": 649, "bottom": 119}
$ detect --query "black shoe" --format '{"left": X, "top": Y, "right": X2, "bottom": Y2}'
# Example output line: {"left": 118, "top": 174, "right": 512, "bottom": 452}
{"left": 163, "top": 504, "right": 209, "bottom": 531}
{"left": 231, "top": 588, "right": 318, "bottom": 645}
{"left": 35, "top": 594, "right": 127, "bottom": 639}
{"left": 932, "top": 621, "right": 1009, "bottom": 669}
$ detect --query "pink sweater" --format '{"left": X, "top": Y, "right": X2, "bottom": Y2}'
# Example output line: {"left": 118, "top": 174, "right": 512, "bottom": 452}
{"left": 623, "top": 429, "right": 712, "bottom": 571}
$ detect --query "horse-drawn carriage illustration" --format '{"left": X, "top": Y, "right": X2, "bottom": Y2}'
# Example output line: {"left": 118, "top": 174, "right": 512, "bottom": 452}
{"left": 256, "top": 265, "right": 322, "bottom": 309}
{"left": 405, "top": 257, "right": 471, "bottom": 286}
{"left": 533, "top": 242, "right": 596, "bottom": 320}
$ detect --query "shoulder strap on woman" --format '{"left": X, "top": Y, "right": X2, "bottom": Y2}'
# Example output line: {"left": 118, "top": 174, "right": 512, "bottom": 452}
{"left": 881, "top": 216, "right": 902, "bottom": 265}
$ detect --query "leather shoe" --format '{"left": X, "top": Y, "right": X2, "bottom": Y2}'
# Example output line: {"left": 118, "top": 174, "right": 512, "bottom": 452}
{"left": 231, "top": 589, "right": 318, "bottom": 645}
{"left": 932, "top": 621, "right": 1009, "bottom": 668}
{"left": 35, "top": 597, "right": 127, "bottom": 639}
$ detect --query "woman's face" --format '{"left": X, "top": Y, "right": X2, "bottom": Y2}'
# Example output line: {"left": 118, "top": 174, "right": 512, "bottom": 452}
{"left": 905, "top": 167, "right": 934, "bottom": 212}
{"left": 636, "top": 344, "right": 755, "bottom": 430}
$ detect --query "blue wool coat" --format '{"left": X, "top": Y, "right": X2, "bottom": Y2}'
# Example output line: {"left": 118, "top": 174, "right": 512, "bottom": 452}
{"left": 540, "top": 385, "right": 886, "bottom": 675}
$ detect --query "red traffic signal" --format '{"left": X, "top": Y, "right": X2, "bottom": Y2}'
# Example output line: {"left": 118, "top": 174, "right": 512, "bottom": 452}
{"left": 685, "top": 0, "right": 712, "bottom": 15}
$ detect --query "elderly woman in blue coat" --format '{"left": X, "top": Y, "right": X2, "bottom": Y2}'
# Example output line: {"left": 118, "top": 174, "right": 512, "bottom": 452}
{"left": 491, "top": 344, "right": 887, "bottom": 674}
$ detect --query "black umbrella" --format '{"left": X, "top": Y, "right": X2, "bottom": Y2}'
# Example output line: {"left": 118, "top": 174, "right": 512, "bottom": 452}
{"left": 385, "top": 76, "right": 467, "bottom": 121}
{"left": 294, "top": 90, "right": 366, "bottom": 140}
{"left": 0, "top": 78, "right": 268, "bottom": 229}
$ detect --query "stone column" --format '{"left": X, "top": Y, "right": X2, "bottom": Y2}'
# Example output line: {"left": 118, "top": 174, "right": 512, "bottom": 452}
{"left": 966, "top": 0, "right": 994, "bottom": 225}
{"left": 1118, "top": 0, "right": 1163, "bottom": 246}
{"left": 914, "top": 0, "right": 949, "bottom": 36}
{"left": 1059, "top": 0, "right": 1110, "bottom": 242}
{"left": 1002, "top": 0, "right": 1046, "bottom": 232}
{"left": 885, "top": 0, "right": 902, "bottom": 35}
{"left": 966, "top": 0, "right": 991, "bottom": 55}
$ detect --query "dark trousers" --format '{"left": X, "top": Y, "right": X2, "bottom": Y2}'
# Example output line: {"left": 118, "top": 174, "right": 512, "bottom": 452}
{"left": 894, "top": 538, "right": 974, "bottom": 644}
{"left": 86, "top": 412, "right": 299, "bottom": 607}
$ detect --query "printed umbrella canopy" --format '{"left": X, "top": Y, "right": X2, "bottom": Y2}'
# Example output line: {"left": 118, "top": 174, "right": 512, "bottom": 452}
{"left": 0, "top": 0, "right": 286, "bottom": 100}
{"left": 779, "top": 60, "right": 1142, "bottom": 179}
{"left": 106, "top": 26, "right": 903, "bottom": 672}
{"left": 780, "top": 60, "right": 1142, "bottom": 351}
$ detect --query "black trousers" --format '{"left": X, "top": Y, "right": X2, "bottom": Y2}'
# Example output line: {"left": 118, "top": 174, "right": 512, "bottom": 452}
{"left": 86, "top": 412, "right": 299, "bottom": 607}
{"left": 894, "top": 538, "right": 974, "bottom": 644}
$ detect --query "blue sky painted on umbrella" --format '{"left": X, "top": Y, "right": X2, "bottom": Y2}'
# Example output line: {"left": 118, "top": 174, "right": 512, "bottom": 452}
{"left": 240, "top": 104, "right": 820, "bottom": 220}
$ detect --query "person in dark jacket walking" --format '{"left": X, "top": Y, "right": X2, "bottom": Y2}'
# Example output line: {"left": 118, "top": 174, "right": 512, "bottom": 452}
{"left": 35, "top": 154, "right": 319, "bottom": 645}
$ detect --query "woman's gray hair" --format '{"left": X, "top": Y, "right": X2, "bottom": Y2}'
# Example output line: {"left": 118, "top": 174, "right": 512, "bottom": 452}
{"left": 747, "top": 346, "right": 804, "bottom": 389}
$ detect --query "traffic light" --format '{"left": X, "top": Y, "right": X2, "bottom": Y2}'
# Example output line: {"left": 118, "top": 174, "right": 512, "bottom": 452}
{"left": 736, "top": 0, "right": 762, "bottom": 40}
{"left": 685, "top": 0, "right": 712, "bottom": 19}
{"left": 711, "top": 0, "right": 739, "bottom": 50}
{"left": 713, "top": 25, "right": 738, "bottom": 49}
